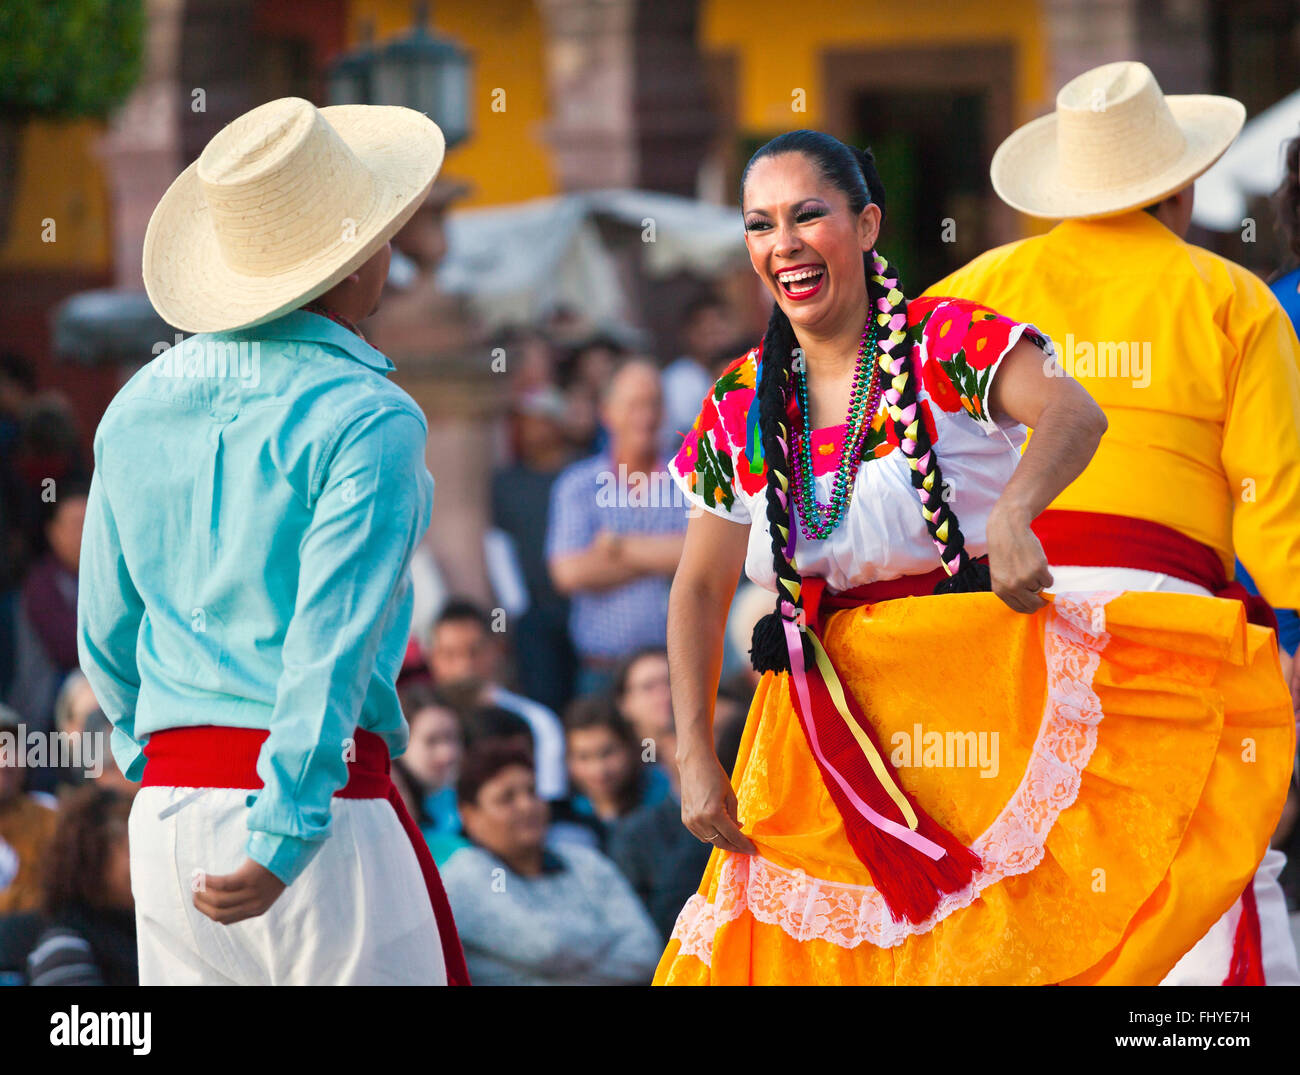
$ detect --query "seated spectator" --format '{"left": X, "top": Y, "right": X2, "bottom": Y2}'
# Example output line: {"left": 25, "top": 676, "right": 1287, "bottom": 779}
{"left": 607, "top": 677, "right": 754, "bottom": 942}
{"left": 464, "top": 703, "right": 602, "bottom": 852}
{"left": 396, "top": 681, "right": 469, "bottom": 866}
{"left": 53, "top": 671, "right": 99, "bottom": 738}
{"left": 0, "top": 705, "right": 57, "bottom": 915}
{"left": 614, "top": 646, "right": 674, "bottom": 746}
{"left": 7, "top": 480, "right": 88, "bottom": 755}
{"left": 48, "top": 670, "right": 102, "bottom": 789}
{"left": 427, "top": 599, "right": 568, "bottom": 801}
{"left": 440, "top": 741, "right": 662, "bottom": 985}
{"left": 563, "top": 695, "right": 671, "bottom": 839}
{"left": 25, "top": 785, "right": 136, "bottom": 986}
{"left": 546, "top": 359, "right": 687, "bottom": 697}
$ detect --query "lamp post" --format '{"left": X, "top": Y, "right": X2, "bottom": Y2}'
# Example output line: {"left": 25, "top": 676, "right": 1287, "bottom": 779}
{"left": 325, "top": 19, "right": 377, "bottom": 106}
{"left": 327, "top": 3, "right": 470, "bottom": 149}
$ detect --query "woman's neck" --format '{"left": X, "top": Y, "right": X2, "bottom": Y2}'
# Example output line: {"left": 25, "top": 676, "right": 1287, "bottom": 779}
{"left": 793, "top": 291, "right": 873, "bottom": 428}
{"left": 794, "top": 291, "right": 872, "bottom": 381}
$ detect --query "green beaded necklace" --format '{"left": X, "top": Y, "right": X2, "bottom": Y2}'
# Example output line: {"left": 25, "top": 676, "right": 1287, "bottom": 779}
{"left": 790, "top": 316, "right": 883, "bottom": 541}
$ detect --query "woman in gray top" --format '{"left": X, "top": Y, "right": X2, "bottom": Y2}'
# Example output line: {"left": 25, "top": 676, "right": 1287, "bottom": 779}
{"left": 440, "top": 741, "right": 661, "bottom": 986}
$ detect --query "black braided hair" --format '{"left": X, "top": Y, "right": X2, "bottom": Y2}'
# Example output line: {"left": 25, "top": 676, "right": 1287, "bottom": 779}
{"left": 745, "top": 132, "right": 988, "bottom": 675}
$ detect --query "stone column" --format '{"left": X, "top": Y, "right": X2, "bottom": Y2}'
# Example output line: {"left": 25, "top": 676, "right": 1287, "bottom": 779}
{"left": 1043, "top": 0, "right": 1139, "bottom": 98}
{"left": 535, "top": 0, "right": 714, "bottom": 195}
{"left": 364, "top": 238, "right": 504, "bottom": 611}
{"left": 535, "top": 0, "right": 639, "bottom": 190}
{"left": 95, "top": 0, "right": 187, "bottom": 290}
{"left": 1044, "top": 0, "right": 1212, "bottom": 99}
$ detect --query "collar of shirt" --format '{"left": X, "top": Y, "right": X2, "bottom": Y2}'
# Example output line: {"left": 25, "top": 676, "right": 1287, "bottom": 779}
{"left": 224, "top": 310, "right": 395, "bottom": 375}
{"left": 1048, "top": 208, "right": 1180, "bottom": 257}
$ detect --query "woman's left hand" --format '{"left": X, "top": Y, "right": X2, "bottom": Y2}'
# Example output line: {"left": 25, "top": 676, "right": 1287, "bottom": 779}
{"left": 986, "top": 507, "right": 1054, "bottom": 613}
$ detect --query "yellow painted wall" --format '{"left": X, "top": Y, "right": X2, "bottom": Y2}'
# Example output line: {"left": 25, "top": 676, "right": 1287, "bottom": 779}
{"left": 0, "top": 120, "right": 112, "bottom": 270}
{"left": 703, "top": 0, "right": 1050, "bottom": 131}
{"left": 701, "top": 0, "right": 1052, "bottom": 236}
{"left": 351, "top": 0, "right": 557, "bottom": 207}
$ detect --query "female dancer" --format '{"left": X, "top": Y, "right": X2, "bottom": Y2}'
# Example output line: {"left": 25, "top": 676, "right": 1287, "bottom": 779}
{"left": 655, "top": 131, "right": 1295, "bottom": 985}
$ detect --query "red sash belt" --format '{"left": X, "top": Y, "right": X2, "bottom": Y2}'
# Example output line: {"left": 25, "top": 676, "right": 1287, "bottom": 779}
{"left": 142, "top": 725, "right": 470, "bottom": 986}
{"left": 1031, "top": 509, "right": 1278, "bottom": 631}
{"left": 803, "top": 559, "right": 976, "bottom": 631}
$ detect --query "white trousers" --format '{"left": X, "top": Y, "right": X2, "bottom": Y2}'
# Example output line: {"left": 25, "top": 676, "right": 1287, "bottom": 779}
{"left": 1051, "top": 564, "right": 1300, "bottom": 986}
{"left": 129, "top": 786, "right": 446, "bottom": 985}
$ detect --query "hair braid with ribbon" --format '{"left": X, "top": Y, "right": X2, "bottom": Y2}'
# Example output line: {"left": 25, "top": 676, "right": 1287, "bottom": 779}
{"left": 747, "top": 133, "right": 989, "bottom": 675}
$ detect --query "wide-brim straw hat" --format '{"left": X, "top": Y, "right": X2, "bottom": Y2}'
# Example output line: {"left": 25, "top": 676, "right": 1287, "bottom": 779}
{"left": 144, "top": 97, "right": 445, "bottom": 333}
{"left": 990, "top": 61, "right": 1245, "bottom": 220}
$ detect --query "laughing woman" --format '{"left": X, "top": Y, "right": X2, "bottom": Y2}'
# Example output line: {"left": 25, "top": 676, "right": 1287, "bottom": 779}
{"left": 655, "top": 131, "right": 1296, "bottom": 986}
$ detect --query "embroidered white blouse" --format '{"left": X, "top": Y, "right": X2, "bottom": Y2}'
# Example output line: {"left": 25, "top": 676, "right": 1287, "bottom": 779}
{"left": 667, "top": 297, "right": 1056, "bottom": 593}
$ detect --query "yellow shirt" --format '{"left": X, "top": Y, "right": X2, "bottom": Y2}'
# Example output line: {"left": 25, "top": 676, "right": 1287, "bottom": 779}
{"left": 926, "top": 210, "right": 1300, "bottom": 609}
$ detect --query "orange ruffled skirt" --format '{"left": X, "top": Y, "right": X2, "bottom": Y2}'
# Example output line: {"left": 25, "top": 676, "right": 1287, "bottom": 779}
{"left": 654, "top": 590, "right": 1295, "bottom": 985}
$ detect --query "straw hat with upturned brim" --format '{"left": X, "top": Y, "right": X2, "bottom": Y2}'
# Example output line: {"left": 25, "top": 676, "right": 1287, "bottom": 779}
{"left": 990, "top": 62, "right": 1245, "bottom": 220}
{"left": 143, "top": 97, "right": 445, "bottom": 333}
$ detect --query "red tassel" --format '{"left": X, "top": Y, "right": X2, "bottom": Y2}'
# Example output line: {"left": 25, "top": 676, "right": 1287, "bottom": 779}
{"left": 791, "top": 655, "right": 982, "bottom": 924}
{"left": 1222, "top": 882, "right": 1265, "bottom": 986}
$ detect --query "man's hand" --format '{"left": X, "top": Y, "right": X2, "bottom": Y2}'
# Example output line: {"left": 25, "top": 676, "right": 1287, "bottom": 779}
{"left": 193, "top": 858, "right": 287, "bottom": 924}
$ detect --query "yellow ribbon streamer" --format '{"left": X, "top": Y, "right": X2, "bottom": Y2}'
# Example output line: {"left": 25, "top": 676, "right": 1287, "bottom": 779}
{"left": 804, "top": 627, "right": 919, "bottom": 830}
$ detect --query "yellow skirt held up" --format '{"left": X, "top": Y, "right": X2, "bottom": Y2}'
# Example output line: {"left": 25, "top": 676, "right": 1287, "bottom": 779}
{"left": 653, "top": 591, "right": 1295, "bottom": 985}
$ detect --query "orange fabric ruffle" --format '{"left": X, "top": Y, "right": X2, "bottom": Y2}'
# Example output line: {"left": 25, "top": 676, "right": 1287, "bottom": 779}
{"left": 653, "top": 590, "right": 1294, "bottom": 985}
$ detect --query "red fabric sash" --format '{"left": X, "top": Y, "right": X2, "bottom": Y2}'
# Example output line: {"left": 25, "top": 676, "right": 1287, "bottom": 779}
{"left": 142, "top": 725, "right": 470, "bottom": 986}
{"left": 1223, "top": 880, "right": 1266, "bottom": 986}
{"left": 1031, "top": 509, "right": 1279, "bottom": 631}
{"left": 780, "top": 560, "right": 989, "bottom": 926}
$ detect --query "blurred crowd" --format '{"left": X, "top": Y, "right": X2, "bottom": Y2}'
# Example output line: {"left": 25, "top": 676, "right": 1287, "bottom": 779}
{"left": 0, "top": 289, "right": 779, "bottom": 986}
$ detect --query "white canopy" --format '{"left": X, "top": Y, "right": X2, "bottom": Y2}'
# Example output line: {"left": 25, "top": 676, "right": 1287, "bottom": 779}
{"left": 431, "top": 188, "right": 748, "bottom": 330}
{"left": 1193, "top": 87, "right": 1300, "bottom": 232}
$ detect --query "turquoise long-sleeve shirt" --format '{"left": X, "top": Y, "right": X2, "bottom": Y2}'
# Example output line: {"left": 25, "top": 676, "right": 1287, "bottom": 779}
{"left": 77, "top": 310, "right": 434, "bottom": 885}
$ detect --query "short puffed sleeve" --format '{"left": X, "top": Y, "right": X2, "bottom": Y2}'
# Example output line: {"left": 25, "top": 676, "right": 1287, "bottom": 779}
{"left": 667, "top": 350, "right": 767, "bottom": 524}
{"left": 907, "top": 296, "right": 1055, "bottom": 435}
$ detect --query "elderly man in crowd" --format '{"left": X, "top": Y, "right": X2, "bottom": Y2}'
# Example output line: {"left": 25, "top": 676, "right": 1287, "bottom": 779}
{"left": 547, "top": 359, "right": 687, "bottom": 696}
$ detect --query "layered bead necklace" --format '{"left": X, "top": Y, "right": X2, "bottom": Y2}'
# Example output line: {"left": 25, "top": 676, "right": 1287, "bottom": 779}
{"left": 789, "top": 315, "right": 884, "bottom": 541}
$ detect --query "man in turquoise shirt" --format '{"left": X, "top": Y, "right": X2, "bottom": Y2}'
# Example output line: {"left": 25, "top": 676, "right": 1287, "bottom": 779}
{"left": 77, "top": 97, "right": 468, "bottom": 984}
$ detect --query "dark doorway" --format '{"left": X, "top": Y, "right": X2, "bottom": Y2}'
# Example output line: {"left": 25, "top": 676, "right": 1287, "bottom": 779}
{"left": 849, "top": 89, "right": 988, "bottom": 292}
{"left": 823, "top": 42, "right": 1017, "bottom": 294}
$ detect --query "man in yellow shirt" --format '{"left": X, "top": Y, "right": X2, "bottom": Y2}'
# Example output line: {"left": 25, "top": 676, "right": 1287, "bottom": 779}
{"left": 929, "top": 61, "right": 1300, "bottom": 986}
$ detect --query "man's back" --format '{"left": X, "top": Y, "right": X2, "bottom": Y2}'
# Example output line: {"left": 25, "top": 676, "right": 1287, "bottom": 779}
{"left": 79, "top": 310, "right": 434, "bottom": 783}
{"left": 928, "top": 210, "right": 1300, "bottom": 608}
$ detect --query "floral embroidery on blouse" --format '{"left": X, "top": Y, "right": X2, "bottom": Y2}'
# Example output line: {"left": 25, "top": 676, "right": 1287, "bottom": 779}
{"left": 669, "top": 297, "right": 1047, "bottom": 519}
{"left": 909, "top": 295, "right": 1050, "bottom": 429}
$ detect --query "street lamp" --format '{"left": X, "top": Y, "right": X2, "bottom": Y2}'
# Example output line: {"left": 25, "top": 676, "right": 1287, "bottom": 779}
{"left": 329, "top": 3, "right": 471, "bottom": 149}
{"left": 326, "top": 20, "right": 377, "bottom": 106}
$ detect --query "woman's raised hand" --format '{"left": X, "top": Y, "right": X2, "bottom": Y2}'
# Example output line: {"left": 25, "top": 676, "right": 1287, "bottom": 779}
{"left": 986, "top": 506, "right": 1054, "bottom": 614}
